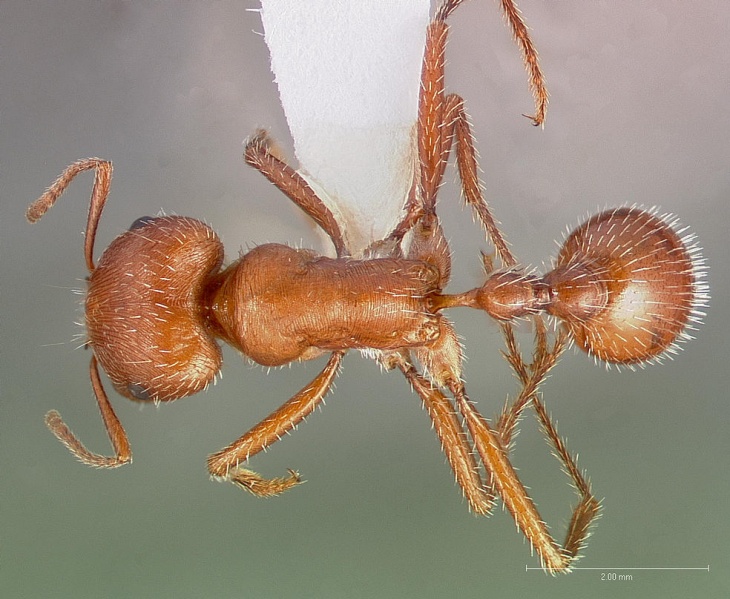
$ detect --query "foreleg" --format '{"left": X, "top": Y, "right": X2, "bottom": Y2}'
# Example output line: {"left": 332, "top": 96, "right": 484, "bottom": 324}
{"left": 207, "top": 351, "right": 344, "bottom": 497}
{"left": 244, "top": 129, "right": 349, "bottom": 257}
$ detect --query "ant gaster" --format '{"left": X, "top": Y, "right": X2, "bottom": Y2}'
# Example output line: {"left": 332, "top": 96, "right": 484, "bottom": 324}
{"left": 27, "top": 0, "right": 707, "bottom": 574}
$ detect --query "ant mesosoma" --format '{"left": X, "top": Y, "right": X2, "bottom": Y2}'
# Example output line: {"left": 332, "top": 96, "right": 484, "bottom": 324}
{"left": 26, "top": 0, "right": 706, "bottom": 574}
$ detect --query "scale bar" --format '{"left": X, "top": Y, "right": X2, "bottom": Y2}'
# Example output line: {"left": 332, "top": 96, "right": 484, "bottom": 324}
{"left": 525, "top": 565, "right": 710, "bottom": 572}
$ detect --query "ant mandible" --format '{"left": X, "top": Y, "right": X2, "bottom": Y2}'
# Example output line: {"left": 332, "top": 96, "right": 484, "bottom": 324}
{"left": 26, "top": 0, "right": 706, "bottom": 574}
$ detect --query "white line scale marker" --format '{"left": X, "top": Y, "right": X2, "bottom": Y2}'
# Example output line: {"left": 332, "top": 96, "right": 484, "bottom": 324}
{"left": 525, "top": 565, "right": 710, "bottom": 572}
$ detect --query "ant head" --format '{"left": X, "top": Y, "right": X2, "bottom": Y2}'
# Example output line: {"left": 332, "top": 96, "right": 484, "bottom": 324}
{"left": 548, "top": 206, "right": 708, "bottom": 366}
{"left": 86, "top": 215, "right": 225, "bottom": 401}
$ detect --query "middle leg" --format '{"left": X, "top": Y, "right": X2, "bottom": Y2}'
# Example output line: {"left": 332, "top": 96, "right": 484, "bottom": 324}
{"left": 389, "top": 350, "right": 496, "bottom": 516}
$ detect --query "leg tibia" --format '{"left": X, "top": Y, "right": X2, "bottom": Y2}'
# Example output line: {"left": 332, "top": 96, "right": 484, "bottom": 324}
{"left": 207, "top": 351, "right": 343, "bottom": 497}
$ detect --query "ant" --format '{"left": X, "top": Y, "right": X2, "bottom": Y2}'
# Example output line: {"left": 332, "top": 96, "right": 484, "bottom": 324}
{"left": 26, "top": 0, "right": 706, "bottom": 574}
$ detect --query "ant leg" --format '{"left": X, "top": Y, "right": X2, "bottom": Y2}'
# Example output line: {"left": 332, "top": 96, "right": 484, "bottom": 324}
{"left": 389, "top": 0, "right": 548, "bottom": 248}
{"left": 496, "top": 319, "right": 567, "bottom": 446}
{"left": 451, "top": 382, "right": 570, "bottom": 574}
{"left": 408, "top": 93, "right": 518, "bottom": 282}
{"left": 498, "top": 318, "right": 601, "bottom": 560}
{"left": 417, "top": 13, "right": 453, "bottom": 213}
{"left": 26, "top": 158, "right": 112, "bottom": 272}
{"left": 446, "top": 95, "right": 518, "bottom": 268}
{"left": 394, "top": 312, "right": 578, "bottom": 570}
{"left": 390, "top": 11, "right": 458, "bottom": 280}
{"left": 387, "top": 352, "right": 495, "bottom": 515}
{"left": 435, "top": 0, "right": 547, "bottom": 126}
{"left": 531, "top": 392, "right": 602, "bottom": 560}
{"left": 385, "top": 7, "right": 456, "bottom": 245}
{"left": 244, "top": 129, "right": 349, "bottom": 257}
{"left": 45, "top": 356, "right": 132, "bottom": 468}
{"left": 404, "top": 315, "right": 581, "bottom": 572}
{"left": 496, "top": 0, "right": 548, "bottom": 126}
{"left": 407, "top": 3, "right": 518, "bottom": 268}
{"left": 207, "top": 351, "right": 344, "bottom": 497}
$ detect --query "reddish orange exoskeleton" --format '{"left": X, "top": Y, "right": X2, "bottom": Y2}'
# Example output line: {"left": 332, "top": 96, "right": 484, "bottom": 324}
{"left": 27, "top": 0, "right": 707, "bottom": 573}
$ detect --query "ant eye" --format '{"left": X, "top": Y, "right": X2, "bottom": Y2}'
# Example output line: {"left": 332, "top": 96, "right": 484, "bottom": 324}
{"left": 554, "top": 207, "right": 708, "bottom": 365}
{"left": 126, "top": 383, "right": 151, "bottom": 402}
{"left": 129, "top": 216, "right": 159, "bottom": 230}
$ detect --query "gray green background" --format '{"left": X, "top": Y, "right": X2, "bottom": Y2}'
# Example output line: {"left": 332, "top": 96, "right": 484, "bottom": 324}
{"left": 2, "top": 1, "right": 728, "bottom": 597}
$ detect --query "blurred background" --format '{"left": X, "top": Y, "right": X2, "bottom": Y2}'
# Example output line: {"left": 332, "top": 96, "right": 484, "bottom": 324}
{"left": 1, "top": 1, "right": 728, "bottom": 597}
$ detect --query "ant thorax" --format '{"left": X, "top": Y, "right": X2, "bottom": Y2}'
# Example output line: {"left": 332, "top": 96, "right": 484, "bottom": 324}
{"left": 206, "top": 243, "right": 444, "bottom": 366}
